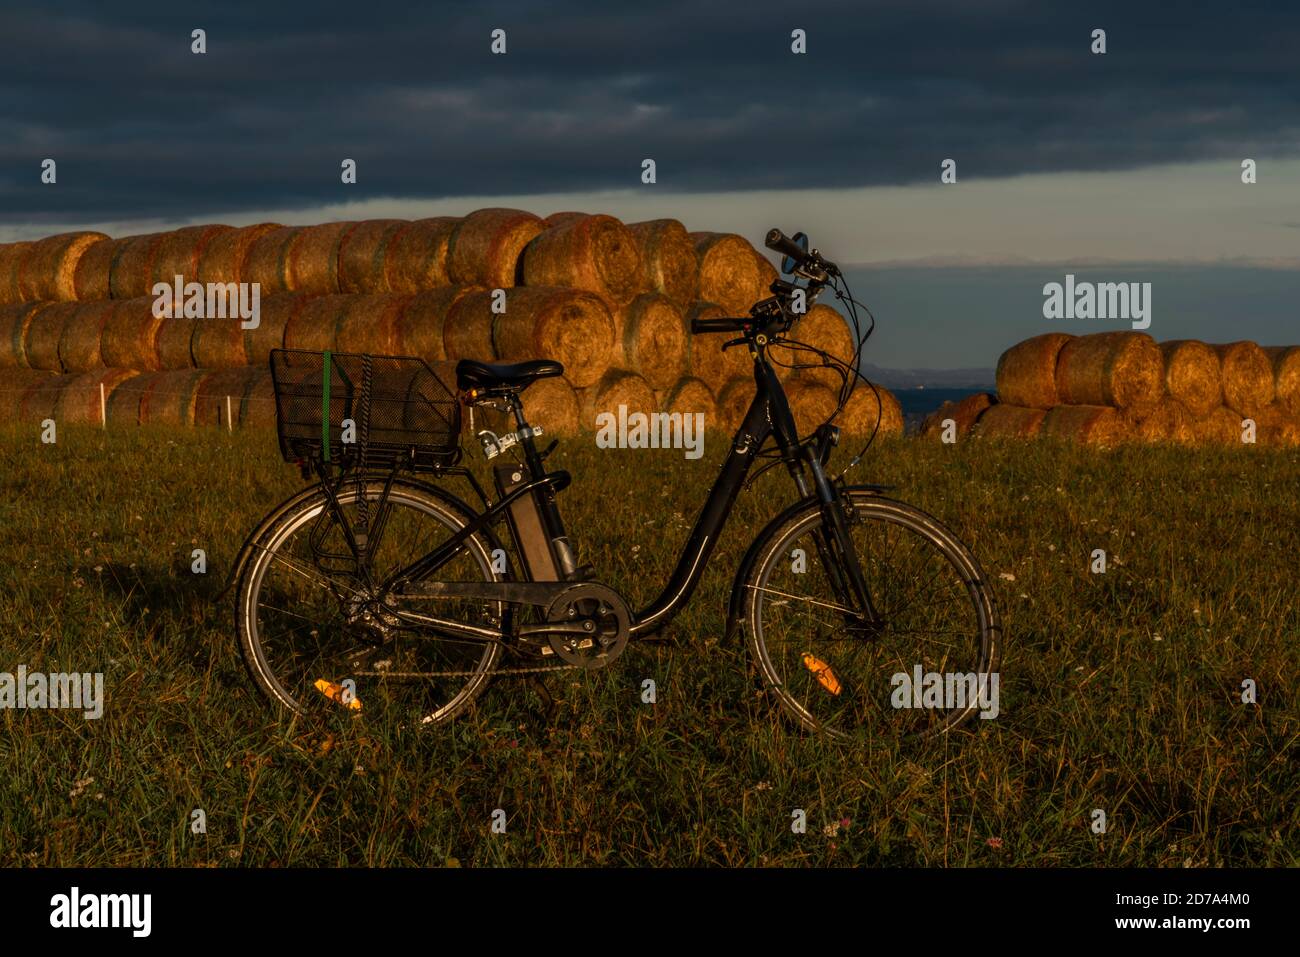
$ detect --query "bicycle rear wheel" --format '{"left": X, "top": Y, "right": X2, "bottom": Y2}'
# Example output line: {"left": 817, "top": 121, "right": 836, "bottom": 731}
{"left": 742, "top": 491, "right": 1000, "bottom": 741}
{"left": 235, "top": 478, "right": 505, "bottom": 725}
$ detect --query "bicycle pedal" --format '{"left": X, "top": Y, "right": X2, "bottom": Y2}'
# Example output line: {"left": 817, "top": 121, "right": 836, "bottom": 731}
{"left": 567, "top": 563, "right": 596, "bottom": 581}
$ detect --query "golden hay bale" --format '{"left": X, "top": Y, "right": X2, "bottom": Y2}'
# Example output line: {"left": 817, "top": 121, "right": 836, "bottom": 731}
{"left": 192, "top": 319, "right": 249, "bottom": 369}
{"left": 1191, "top": 406, "right": 1247, "bottom": 446}
{"left": 24, "top": 302, "right": 80, "bottom": 371}
{"left": 1055, "top": 331, "right": 1163, "bottom": 408}
{"left": 714, "top": 377, "right": 754, "bottom": 431}
{"left": 521, "top": 375, "right": 580, "bottom": 435}
{"left": 18, "top": 373, "right": 72, "bottom": 423}
{"left": 394, "top": 287, "right": 477, "bottom": 364}
{"left": 690, "top": 232, "right": 763, "bottom": 316}
{"left": 335, "top": 220, "right": 405, "bottom": 293}
{"left": 193, "top": 368, "right": 258, "bottom": 428}
{"left": 108, "top": 232, "right": 167, "bottom": 300}
{"left": 57, "top": 301, "right": 115, "bottom": 373}
{"left": 0, "top": 302, "right": 48, "bottom": 367}
{"left": 242, "top": 226, "right": 302, "bottom": 295}
{"left": 617, "top": 293, "right": 687, "bottom": 390}
{"left": 383, "top": 217, "right": 459, "bottom": 293}
{"left": 577, "top": 370, "right": 656, "bottom": 430}
{"left": 522, "top": 214, "right": 643, "bottom": 304}
{"left": 1157, "top": 340, "right": 1221, "bottom": 417}
{"left": 285, "top": 221, "right": 356, "bottom": 294}
{"left": 18, "top": 232, "right": 109, "bottom": 301}
{"left": 335, "top": 294, "right": 409, "bottom": 355}
{"left": 0, "top": 369, "right": 55, "bottom": 423}
{"left": 920, "top": 391, "right": 995, "bottom": 439}
{"left": 752, "top": 251, "right": 778, "bottom": 307}
{"left": 840, "top": 382, "right": 904, "bottom": 437}
{"left": 995, "top": 333, "right": 1074, "bottom": 409}
{"left": 0, "top": 241, "right": 33, "bottom": 303}
{"left": 972, "top": 404, "right": 1048, "bottom": 438}
{"left": 150, "top": 225, "right": 233, "bottom": 288}
{"left": 1253, "top": 403, "right": 1300, "bottom": 447}
{"left": 1122, "top": 397, "right": 1195, "bottom": 444}
{"left": 239, "top": 369, "right": 277, "bottom": 428}
{"left": 54, "top": 368, "right": 139, "bottom": 425}
{"left": 490, "top": 288, "right": 615, "bottom": 388}
{"left": 685, "top": 302, "right": 751, "bottom": 383}
{"left": 101, "top": 298, "right": 166, "bottom": 371}
{"left": 442, "top": 289, "right": 499, "bottom": 362}
{"left": 1263, "top": 345, "right": 1300, "bottom": 416}
{"left": 657, "top": 376, "right": 716, "bottom": 421}
{"left": 71, "top": 236, "right": 127, "bottom": 300}
{"left": 138, "top": 369, "right": 211, "bottom": 425}
{"left": 1212, "top": 341, "right": 1273, "bottom": 417}
{"left": 447, "top": 208, "right": 543, "bottom": 289}
{"left": 783, "top": 303, "right": 856, "bottom": 389}
{"left": 782, "top": 379, "right": 839, "bottom": 436}
{"left": 283, "top": 295, "right": 356, "bottom": 353}
{"left": 155, "top": 317, "right": 201, "bottom": 369}
{"left": 104, "top": 373, "right": 149, "bottom": 426}
{"left": 543, "top": 211, "right": 590, "bottom": 229}
{"left": 197, "top": 223, "right": 281, "bottom": 285}
{"left": 244, "top": 293, "right": 310, "bottom": 368}
{"left": 625, "top": 219, "right": 699, "bottom": 307}
{"left": 1041, "top": 404, "right": 1128, "bottom": 445}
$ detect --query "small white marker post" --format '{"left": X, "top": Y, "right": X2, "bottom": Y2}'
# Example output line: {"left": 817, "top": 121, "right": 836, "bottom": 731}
{"left": 226, "top": 395, "right": 233, "bottom": 432}
{"left": 99, "top": 382, "right": 106, "bottom": 429}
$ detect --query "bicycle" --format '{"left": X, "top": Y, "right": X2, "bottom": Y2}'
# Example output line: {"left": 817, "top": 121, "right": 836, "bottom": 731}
{"left": 229, "top": 228, "right": 1001, "bottom": 741}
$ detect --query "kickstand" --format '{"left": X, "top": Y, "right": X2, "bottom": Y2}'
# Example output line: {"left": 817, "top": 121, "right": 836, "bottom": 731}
{"left": 527, "top": 675, "right": 558, "bottom": 724}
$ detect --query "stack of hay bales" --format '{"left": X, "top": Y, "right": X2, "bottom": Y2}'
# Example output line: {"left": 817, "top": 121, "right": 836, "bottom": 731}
{"left": 0, "top": 210, "right": 901, "bottom": 440}
{"left": 938, "top": 331, "right": 1299, "bottom": 447}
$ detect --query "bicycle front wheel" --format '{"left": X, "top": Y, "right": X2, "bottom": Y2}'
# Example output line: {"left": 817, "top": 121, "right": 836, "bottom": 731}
{"left": 742, "top": 491, "right": 1001, "bottom": 741}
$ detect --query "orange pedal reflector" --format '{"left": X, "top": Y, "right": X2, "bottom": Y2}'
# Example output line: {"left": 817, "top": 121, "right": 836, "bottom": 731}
{"left": 801, "top": 653, "right": 842, "bottom": 695}
{"left": 314, "top": 679, "right": 362, "bottom": 712}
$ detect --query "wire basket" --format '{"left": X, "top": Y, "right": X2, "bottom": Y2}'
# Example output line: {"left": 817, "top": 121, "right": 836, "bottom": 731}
{"left": 270, "top": 349, "right": 462, "bottom": 472}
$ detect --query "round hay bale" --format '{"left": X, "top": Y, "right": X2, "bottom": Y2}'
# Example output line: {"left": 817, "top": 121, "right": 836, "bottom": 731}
{"left": 244, "top": 293, "right": 310, "bottom": 369}
{"left": 283, "top": 295, "right": 355, "bottom": 353}
{"left": 920, "top": 391, "right": 995, "bottom": 439}
{"left": 751, "top": 251, "right": 778, "bottom": 307}
{"left": 0, "top": 302, "right": 48, "bottom": 367}
{"left": 973, "top": 404, "right": 1048, "bottom": 438}
{"left": 335, "top": 220, "right": 405, "bottom": 294}
{"left": 685, "top": 301, "right": 752, "bottom": 384}
{"left": 443, "top": 289, "right": 499, "bottom": 362}
{"left": 1157, "top": 340, "right": 1221, "bottom": 417}
{"left": 1212, "top": 341, "right": 1273, "bottom": 417}
{"left": 150, "top": 225, "right": 233, "bottom": 288}
{"left": 840, "top": 382, "right": 904, "bottom": 437}
{"left": 286, "top": 221, "right": 356, "bottom": 294}
{"left": 57, "top": 301, "right": 115, "bottom": 373}
{"left": 521, "top": 375, "right": 580, "bottom": 436}
{"left": 1055, "top": 331, "right": 1163, "bottom": 408}
{"left": 783, "top": 379, "right": 839, "bottom": 436}
{"left": 192, "top": 319, "right": 249, "bottom": 369}
{"left": 138, "top": 369, "right": 211, "bottom": 426}
{"left": 18, "top": 232, "right": 109, "bottom": 301}
{"left": 577, "top": 370, "right": 656, "bottom": 431}
{"left": 491, "top": 288, "right": 615, "bottom": 388}
{"left": 335, "top": 294, "right": 409, "bottom": 355}
{"left": 197, "top": 223, "right": 281, "bottom": 285}
{"left": 447, "top": 208, "right": 542, "bottom": 289}
{"left": 23, "top": 302, "right": 80, "bottom": 371}
{"left": 104, "top": 373, "right": 152, "bottom": 426}
{"left": 522, "top": 214, "right": 642, "bottom": 304}
{"left": 72, "top": 237, "right": 127, "bottom": 300}
{"left": 1253, "top": 403, "right": 1300, "bottom": 447}
{"left": 54, "top": 368, "right": 139, "bottom": 425}
{"left": 618, "top": 293, "right": 687, "bottom": 390}
{"left": 714, "top": 377, "right": 753, "bottom": 431}
{"left": 193, "top": 368, "right": 257, "bottom": 428}
{"left": 242, "top": 226, "right": 302, "bottom": 295}
{"left": 625, "top": 219, "right": 699, "bottom": 306}
{"left": 18, "top": 373, "right": 72, "bottom": 423}
{"left": 1122, "top": 397, "right": 1195, "bottom": 444}
{"left": 658, "top": 376, "right": 716, "bottom": 423}
{"left": 0, "top": 369, "right": 55, "bottom": 423}
{"left": 239, "top": 369, "right": 277, "bottom": 428}
{"left": 383, "top": 217, "right": 459, "bottom": 293}
{"left": 543, "top": 211, "right": 590, "bottom": 229}
{"left": 1191, "top": 406, "right": 1247, "bottom": 446}
{"left": 101, "top": 298, "right": 166, "bottom": 371}
{"left": 155, "top": 317, "right": 201, "bottom": 369}
{"left": 690, "top": 232, "right": 763, "bottom": 316}
{"left": 0, "top": 242, "right": 32, "bottom": 303}
{"left": 995, "top": 333, "right": 1074, "bottom": 408}
{"left": 394, "top": 286, "right": 477, "bottom": 364}
{"left": 1041, "top": 404, "right": 1128, "bottom": 446}
{"left": 1263, "top": 345, "right": 1300, "bottom": 416}
{"left": 783, "top": 304, "right": 856, "bottom": 390}
{"left": 108, "top": 232, "right": 167, "bottom": 300}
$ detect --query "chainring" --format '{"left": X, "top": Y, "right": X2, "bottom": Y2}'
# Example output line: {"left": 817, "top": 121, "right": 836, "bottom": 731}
{"left": 543, "top": 583, "right": 631, "bottom": 670}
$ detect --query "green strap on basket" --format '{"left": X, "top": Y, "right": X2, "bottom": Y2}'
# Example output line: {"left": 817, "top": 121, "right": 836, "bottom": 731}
{"left": 321, "top": 350, "right": 331, "bottom": 462}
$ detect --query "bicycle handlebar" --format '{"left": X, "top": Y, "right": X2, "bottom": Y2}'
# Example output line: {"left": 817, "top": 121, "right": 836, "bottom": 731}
{"left": 690, "top": 316, "right": 748, "bottom": 334}
{"left": 765, "top": 228, "right": 807, "bottom": 264}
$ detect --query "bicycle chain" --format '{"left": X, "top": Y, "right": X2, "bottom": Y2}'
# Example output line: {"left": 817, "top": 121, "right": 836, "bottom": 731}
{"left": 354, "top": 661, "right": 581, "bottom": 679}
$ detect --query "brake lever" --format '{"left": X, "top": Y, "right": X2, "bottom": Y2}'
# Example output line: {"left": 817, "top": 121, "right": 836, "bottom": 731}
{"left": 721, "top": 336, "right": 748, "bottom": 351}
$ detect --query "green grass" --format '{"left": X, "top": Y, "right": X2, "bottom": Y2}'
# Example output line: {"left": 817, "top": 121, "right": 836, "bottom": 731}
{"left": 0, "top": 421, "right": 1296, "bottom": 867}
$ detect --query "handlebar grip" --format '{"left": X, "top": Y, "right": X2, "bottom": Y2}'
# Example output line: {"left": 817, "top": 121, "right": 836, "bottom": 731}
{"left": 691, "top": 317, "right": 746, "bottom": 334}
{"left": 765, "top": 228, "right": 806, "bottom": 263}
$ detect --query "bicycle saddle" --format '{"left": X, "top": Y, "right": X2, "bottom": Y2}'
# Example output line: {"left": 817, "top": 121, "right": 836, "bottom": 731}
{"left": 455, "top": 358, "right": 564, "bottom": 393}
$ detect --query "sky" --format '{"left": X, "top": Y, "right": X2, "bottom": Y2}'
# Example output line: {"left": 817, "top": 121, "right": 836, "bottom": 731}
{"left": 2, "top": 0, "right": 1296, "bottom": 367}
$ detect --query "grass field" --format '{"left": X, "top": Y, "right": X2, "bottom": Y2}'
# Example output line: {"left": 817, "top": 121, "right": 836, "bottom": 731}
{"left": 0, "top": 421, "right": 1296, "bottom": 867}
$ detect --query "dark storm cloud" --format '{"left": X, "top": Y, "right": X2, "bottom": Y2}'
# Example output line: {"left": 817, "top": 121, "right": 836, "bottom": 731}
{"left": 1, "top": 0, "right": 1297, "bottom": 221}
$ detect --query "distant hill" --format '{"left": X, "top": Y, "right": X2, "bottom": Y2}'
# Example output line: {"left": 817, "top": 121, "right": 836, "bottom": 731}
{"left": 860, "top": 362, "right": 996, "bottom": 390}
